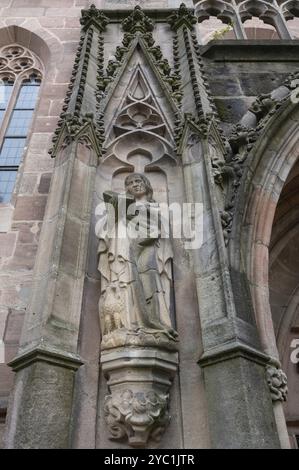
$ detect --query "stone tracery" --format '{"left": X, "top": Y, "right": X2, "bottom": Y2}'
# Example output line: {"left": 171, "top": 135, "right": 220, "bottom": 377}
{"left": 0, "top": 44, "right": 43, "bottom": 82}
{"left": 195, "top": 0, "right": 298, "bottom": 39}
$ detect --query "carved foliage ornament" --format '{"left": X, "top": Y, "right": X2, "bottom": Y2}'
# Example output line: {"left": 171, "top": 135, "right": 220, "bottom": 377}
{"left": 104, "top": 390, "right": 169, "bottom": 447}
{"left": 219, "top": 67, "right": 299, "bottom": 245}
{"left": 266, "top": 366, "right": 288, "bottom": 402}
{"left": 122, "top": 5, "right": 154, "bottom": 34}
{"left": 50, "top": 7, "right": 108, "bottom": 157}
{"left": 168, "top": 3, "right": 197, "bottom": 31}
{"left": 80, "top": 3, "right": 109, "bottom": 31}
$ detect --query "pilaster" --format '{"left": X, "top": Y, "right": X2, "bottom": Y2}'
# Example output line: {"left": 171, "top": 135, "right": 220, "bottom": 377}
{"left": 4, "top": 5, "right": 108, "bottom": 449}
{"left": 172, "top": 4, "right": 282, "bottom": 447}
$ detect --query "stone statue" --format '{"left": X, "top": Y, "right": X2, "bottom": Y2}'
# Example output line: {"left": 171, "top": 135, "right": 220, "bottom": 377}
{"left": 96, "top": 173, "right": 178, "bottom": 350}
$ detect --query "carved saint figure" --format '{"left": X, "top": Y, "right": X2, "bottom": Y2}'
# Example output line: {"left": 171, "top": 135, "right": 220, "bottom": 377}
{"left": 96, "top": 173, "right": 177, "bottom": 345}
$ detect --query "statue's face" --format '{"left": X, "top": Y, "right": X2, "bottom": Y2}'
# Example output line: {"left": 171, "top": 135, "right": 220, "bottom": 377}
{"left": 125, "top": 175, "right": 147, "bottom": 199}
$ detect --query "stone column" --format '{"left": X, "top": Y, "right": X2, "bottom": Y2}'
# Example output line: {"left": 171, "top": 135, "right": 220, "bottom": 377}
{"left": 4, "top": 130, "right": 100, "bottom": 448}
{"left": 179, "top": 123, "right": 280, "bottom": 448}
{"left": 171, "top": 4, "right": 281, "bottom": 448}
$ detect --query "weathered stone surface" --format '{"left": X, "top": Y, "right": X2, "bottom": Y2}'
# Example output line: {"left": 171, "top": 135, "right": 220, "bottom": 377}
{"left": 4, "top": 310, "right": 24, "bottom": 344}
{"left": 19, "top": 174, "right": 38, "bottom": 195}
{"left": 13, "top": 196, "right": 47, "bottom": 221}
{"left": 5, "top": 361, "right": 76, "bottom": 449}
{"left": 0, "top": 234, "right": 16, "bottom": 259}
{"left": 214, "top": 97, "right": 253, "bottom": 123}
{"left": 0, "top": 206, "right": 14, "bottom": 233}
{"left": 201, "top": 353, "right": 280, "bottom": 448}
{"left": 38, "top": 173, "right": 52, "bottom": 194}
{"left": 96, "top": 113, "right": 179, "bottom": 444}
{"left": 11, "top": 223, "right": 41, "bottom": 245}
{"left": 70, "top": 277, "right": 101, "bottom": 449}
{"left": 1, "top": 1, "right": 299, "bottom": 451}
{"left": 7, "top": 244, "right": 38, "bottom": 271}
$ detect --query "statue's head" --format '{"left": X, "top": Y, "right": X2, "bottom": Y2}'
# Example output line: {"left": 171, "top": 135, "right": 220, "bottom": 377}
{"left": 124, "top": 173, "right": 154, "bottom": 201}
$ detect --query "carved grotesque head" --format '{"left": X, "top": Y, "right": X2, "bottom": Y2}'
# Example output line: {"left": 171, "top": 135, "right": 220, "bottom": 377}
{"left": 124, "top": 173, "right": 154, "bottom": 201}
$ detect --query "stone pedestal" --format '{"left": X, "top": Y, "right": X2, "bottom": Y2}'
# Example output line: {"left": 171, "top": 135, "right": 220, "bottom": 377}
{"left": 5, "top": 348, "right": 82, "bottom": 449}
{"left": 101, "top": 348, "right": 178, "bottom": 447}
{"left": 199, "top": 343, "right": 281, "bottom": 449}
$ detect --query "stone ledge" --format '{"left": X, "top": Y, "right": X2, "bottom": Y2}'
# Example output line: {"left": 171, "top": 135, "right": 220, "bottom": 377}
{"left": 198, "top": 340, "right": 270, "bottom": 368}
{"left": 100, "top": 347, "right": 179, "bottom": 446}
{"left": 8, "top": 346, "right": 83, "bottom": 372}
{"left": 200, "top": 40, "right": 299, "bottom": 62}
{"left": 101, "top": 347, "right": 179, "bottom": 375}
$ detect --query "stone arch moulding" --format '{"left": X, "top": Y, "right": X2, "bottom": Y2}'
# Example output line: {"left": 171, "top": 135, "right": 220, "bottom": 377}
{"left": 229, "top": 101, "right": 299, "bottom": 448}
{"left": 0, "top": 25, "right": 60, "bottom": 70}
{"left": 230, "top": 101, "right": 299, "bottom": 358}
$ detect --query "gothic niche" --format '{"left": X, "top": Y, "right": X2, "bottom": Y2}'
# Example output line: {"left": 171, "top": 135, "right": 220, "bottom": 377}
{"left": 96, "top": 68, "right": 179, "bottom": 447}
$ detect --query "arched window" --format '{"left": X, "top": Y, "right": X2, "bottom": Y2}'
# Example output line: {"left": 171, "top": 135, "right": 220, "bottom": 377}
{"left": 197, "top": 16, "right": 236, "bottom": 44}
{"left": 243, "top": 16, "right": 279, "bottom": 39}
{"left": 0, "top": 44, "right": 42, "bottom": 203}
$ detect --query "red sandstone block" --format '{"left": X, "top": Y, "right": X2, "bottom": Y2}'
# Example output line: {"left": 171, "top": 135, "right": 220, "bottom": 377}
{"left": 42, "top": 83, "right": 69, "bottom": 99}
{"left": 53, "top": 67, "right": 74, "bottom": 85}
{"left": 7, "top": 244, "right": 38, "bottom": 271}
{"left": 0, "top": 281, "right": 29, "bottom": 309}
{"left": 38, "top": 173, "right": 52, "bottom": 194}
{"left": 12, "top": 223, "right": 32, "bottom": 244}
{"left": 45, "top": 8, "right": 81, "bottom": 17}
{"left": 49, "top": 99, "right": 64, "bottom": 117}
{"left": 24, "top": 152, "right": 54, "bottom": 173}
{"left": 26, "top": 134, "right": 52, "bottom": 154}
{"left": 64, "top": 18, "right": 81, "bottom": 28}
{"left": 51, "top": 28, "right": 81, "bottom": 42}
{"left": 0, "top": 233, "right": 17, "bottom": 258}
{"left": 0, "top": 1, "right": 12, "bottom": 7}
{"left": 11, "top": 222, "right": 40, "bottom": 244}
{"left": 39, "top": 17, "right": 65, "bottom": 29}
{"left": 4, "top": 343, "right": 18, "bottom": 364}
{"left": 1, "top": 8, "right": 45, "bottom": 17}
{"left": 34, "top": 116, "right": 59, "bottom": 133}
{"left": 4, "top": 310, "right": 24, "bottom": 344}
{"left": 11, "top": 0, "right": 74, "bottom": 7}
{"left": 62, "top": 41, "right": 80, "bottom": 56}
{"left": 0, "top": 364, "right": 14, "bottom": 396}
{"left": 74, "top": 0, "right": 89, "bottom": 6}
{"left": 18, "top": 173, "right": 38, "bottom": 195}
{"left": 37, "top": 98, "right": 51, "bottom": 117}
{"left": 13, "top": 196, "right": 47, "bottom": 221}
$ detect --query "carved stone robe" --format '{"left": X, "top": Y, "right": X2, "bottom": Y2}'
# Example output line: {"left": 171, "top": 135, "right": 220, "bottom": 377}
{"left": 96, "top": 194, "right": 174, "bottom": 337}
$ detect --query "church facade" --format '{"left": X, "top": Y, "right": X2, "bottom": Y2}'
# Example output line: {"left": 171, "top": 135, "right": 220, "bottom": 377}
{"left": 0, "top": 0, "right": 298, "bottom": 449}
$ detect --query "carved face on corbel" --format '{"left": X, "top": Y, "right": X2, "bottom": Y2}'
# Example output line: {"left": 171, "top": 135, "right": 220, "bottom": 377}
{"left": 124, "top": 173, "right": 153, "bottom": 201}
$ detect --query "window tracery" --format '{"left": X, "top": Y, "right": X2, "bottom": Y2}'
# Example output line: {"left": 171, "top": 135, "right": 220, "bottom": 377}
{"left": 0, "top": 44, "right": 42, "bottom": 203}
